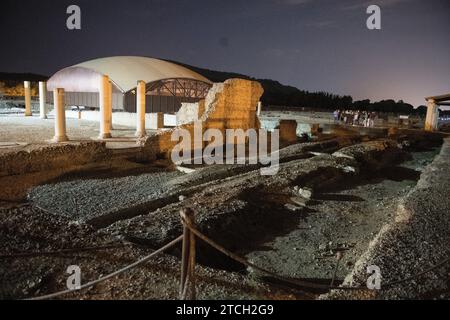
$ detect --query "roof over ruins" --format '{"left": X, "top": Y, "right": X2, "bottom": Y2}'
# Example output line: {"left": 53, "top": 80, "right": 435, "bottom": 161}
{"left": 47, "top": 56, "right": 212, "bottom": 93}
{"left": 425, "top": 93, "right": 450, "bottom": 106}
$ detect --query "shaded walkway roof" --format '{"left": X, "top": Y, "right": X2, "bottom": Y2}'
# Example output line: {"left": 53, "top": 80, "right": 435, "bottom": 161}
{"left": 48, "top": 56, "right": 212, "bottom": 93}
{"left": 426, "top": 93, "right": 450, "bottom": 106}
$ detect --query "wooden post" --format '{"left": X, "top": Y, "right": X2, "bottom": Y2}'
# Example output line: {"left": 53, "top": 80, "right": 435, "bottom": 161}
{"left": 179, "top": 209, "right": 190, "bottom": 298}
{"left": 179, "top": 208, "right": 196, "bottom": 300}
{"left": 188, "top": 211, "right": 196, "bottom": 300}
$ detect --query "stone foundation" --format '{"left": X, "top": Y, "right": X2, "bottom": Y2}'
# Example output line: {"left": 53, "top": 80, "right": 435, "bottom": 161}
{"left": 278, "top": 120, "right": 298, "bottom": 144}
{"left": 0, "top": 142, "right": 111, "bottom": 201}
{"left": 0, "top": 142, "right": 110, "bottom": 177}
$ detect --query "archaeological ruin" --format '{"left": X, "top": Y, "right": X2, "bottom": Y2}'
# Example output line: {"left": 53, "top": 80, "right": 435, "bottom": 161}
{"left": 1, "top": 56, "right": 450, "bottom": 302}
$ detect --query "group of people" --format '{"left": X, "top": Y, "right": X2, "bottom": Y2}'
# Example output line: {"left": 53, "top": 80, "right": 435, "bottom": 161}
{"left": 333, "top": 110, "right": 378, "bottom": 127}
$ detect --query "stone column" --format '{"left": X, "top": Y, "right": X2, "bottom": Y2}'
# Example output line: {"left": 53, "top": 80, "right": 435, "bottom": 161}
{"left": 425, "top": 99, "right": 439, "bottom": 131}
{"left": 99, "top": 75, "right": 112, "bottom": 139}
{"left": 135, "top": 80, "right": 147, "bottom": 137}
{"left": 39, "top": 81, "right": 47, "bottom": 119}
{"left": 24, "top": 81, "right": 32, "bottom": 116}
{"left": 52, "top": 88, "right": 68, "bottom": 143}
{"left": 109, "top": 82, "right": 114, "bottom": 130}
{"left": 257, "top": 101, "right": 262, "bottom": 117}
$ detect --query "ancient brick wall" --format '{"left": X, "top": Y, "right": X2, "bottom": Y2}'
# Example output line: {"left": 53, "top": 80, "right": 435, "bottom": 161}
{"left": 141, "top": 78, "right": 264, "bottom": 158}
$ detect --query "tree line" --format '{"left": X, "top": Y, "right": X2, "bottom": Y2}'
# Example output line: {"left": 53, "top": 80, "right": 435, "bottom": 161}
{"left": 171, "top": 61, "right": 427, "bottom": 115}
{"left": 1, "top": 67, "right": 430, "bottom": 115}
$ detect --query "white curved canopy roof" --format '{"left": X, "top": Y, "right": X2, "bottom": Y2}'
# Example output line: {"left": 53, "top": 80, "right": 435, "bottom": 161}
{"left": 48, "top": 56, "right": 212, "bottom": 93}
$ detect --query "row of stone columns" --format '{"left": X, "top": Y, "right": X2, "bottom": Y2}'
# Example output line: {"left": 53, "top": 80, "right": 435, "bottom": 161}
{"left": 23, "top": 81, "right": 48, "bottom": 119}
{"left": 39, "top": 77, "right": 152, "bottom": 143}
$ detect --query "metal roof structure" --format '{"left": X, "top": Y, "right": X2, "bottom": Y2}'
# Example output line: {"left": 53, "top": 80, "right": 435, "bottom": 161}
{"left": 425, "top": 93, "right": 450, "bottom": 106}
{"left": 47, "top": 56, "right": 212, "bottom": 93}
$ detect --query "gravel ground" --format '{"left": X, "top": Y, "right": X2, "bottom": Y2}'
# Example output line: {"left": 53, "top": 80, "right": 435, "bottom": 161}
{"left": 0, "top": 205, "right": 288, "bottom": 300}
{"left": 246, "top": 162, "right": 425, "bottom": 282}
{"left": 26, "top": 138, "right": 356, "bottom": 227}
{"left": 323, "top": 138, "right": 450, "bottom": 299}
{"left": 28, "top": 170, "right": 184, "bottom": 223}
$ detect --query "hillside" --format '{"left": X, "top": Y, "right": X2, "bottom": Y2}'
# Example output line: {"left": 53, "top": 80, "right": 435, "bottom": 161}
{"left": 170, "top": 61, "right": 359, "bottom": 110}
{"left": 0, "top": 65, "right": 418, "bottom": 113}
{"left": 171, "top": 61, "right": 422, "bottom": 113}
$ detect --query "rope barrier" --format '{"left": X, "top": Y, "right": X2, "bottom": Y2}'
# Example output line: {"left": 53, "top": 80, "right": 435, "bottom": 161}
{"left": 181, "top": 215, "right": 450, "bottom": 292}
{"left": 19, "top": 206, "right": 450, "bottom": 300}
{"left": 182, "top": 218, "right": 340, "bottom": 291}
{"left": 26, "top": 235, "right": 183, "bottom": 300}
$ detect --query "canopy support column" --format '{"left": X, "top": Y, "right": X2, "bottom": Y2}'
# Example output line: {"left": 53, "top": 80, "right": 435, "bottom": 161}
{"left": 24, "top": 81, "right": 32, "bottom": 116}
{"left": 99, "top": 75, "right": 112, "bottom": 139}
{"left": 425, "top": 99, "right": 439, "bottom": 131}
{"left": 135, "top": 80, "right": 147, "bottom": 137}
{"left": 52, "top": 88, "right": 68, "bottom": 143}
{"left": 39, "top": 81, "right": 47, "bottom": 119}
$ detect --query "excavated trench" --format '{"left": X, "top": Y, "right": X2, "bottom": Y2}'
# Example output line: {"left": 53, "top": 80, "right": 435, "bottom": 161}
{"left": 192, "top": 159, "right": 436, "bottom": 297}
{"left": 18, "top": 132, "right": 444, "bottom": 295}
{"left": 126, "top": 146, "right": 439, "bottom": 285}
{"left": 166, "top": 142, "right": 442, "bottom": 294}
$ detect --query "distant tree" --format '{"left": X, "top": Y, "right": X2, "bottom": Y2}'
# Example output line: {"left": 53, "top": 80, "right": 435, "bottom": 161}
{"left": 0, "top": 82, "right": 38, "bottom": 97}
{"left": 353, "top": 99, "right": 371, "bottom": 110}
{"left": 415, "top": 105, "right": 427, "bottom": 114}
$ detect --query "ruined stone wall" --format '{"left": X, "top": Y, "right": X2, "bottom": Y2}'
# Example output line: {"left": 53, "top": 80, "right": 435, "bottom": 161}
{"left": 201, "top": 79, "right": 263, "bottom": 132}
{"left": 0, "top": 142, "right": 112, "bottom": 201}
{"left": 0, "top": 142, "right": 110, "bottom": 177}
{"left": 141, "top": 78, "right": 264, "bottom": 158}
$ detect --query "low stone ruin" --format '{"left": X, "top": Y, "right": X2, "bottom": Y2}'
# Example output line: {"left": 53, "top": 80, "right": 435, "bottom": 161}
{"left": 278, "top": 120, "right": 298, "bottom": 145}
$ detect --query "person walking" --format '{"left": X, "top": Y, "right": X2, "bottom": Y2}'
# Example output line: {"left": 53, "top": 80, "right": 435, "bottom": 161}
{"left": 353, "top": 111, "right": 360, "bottom": 126}
{"left": 333, "top": 110, "right": 339, "bottom": 122}
{"left": 364, "top": 111, "right": 369, "bottom": 127}
{"left": 369, "top": 112, "right": 376, "bottom": 127}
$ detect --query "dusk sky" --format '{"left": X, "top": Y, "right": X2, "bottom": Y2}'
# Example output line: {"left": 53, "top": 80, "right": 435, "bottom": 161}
{"left": 1, "top": 0, "right": 449, "bottom": 107}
